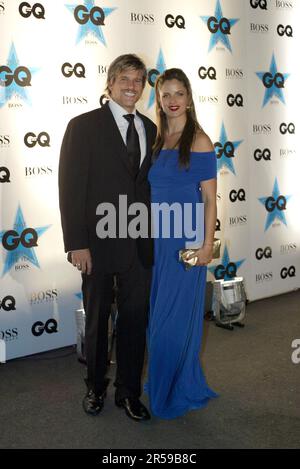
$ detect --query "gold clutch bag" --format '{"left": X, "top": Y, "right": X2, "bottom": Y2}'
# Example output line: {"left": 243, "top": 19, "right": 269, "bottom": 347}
{"left": 179, "top": 238, "right": 221, "bottom": 270}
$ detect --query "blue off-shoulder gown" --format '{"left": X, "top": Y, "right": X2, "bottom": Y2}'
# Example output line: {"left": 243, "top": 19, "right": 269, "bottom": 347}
{"left": 146, "top": 149, "right": 218, "bottom": 419}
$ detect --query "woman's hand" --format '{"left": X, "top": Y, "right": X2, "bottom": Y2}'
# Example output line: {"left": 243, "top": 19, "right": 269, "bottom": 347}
{"left": 186, "top": 244, "right": 213, "bottom": 266}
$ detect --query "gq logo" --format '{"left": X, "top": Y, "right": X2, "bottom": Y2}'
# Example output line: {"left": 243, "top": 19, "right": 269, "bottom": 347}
{"left": 31, "top": 319, "right": 58, "bottom": 337}
{"left": 280, "top": 266, "right": 296, "bottom": 279}
{"left": 256, "top": 247, "right": 272, "bottom": 260}
{"left": 61, "top": 63, "right": 86, "bottom": 78}
{"left": 74, "top": 4, "right": 105, "bottom": 25}
{"left": 214, "top": 263, "right": 237, "bottom": 280}
{"left": 265, "top": 195, "right": 287, "bottom": 212}
{"left": 147, "top": 68, "right": 159, "bottom": 87}
{"left": 254, "top": 148, "right": 271, "bottom": 161}
{"left": 24, "top": 132, "right": 50, "bottom": 148}
{"left": 19, "top": 2, "right": 45, "bottom": 19}
{"left": 216, "top": 218, "right": 221, "bottom": 231}
{"left": 277, "top": 24, "right": 293, "bottom": 37}
{"left": 262, "top": 72, "right": 285, "bottom": 89}
{"left": 230, "top": 189, "right": 246, "bottom": 202}
{"left": 227, "top": 94, "right": 243, "bottom": 107}
{"left": 250, "top": 0, "right": 268, "bottom": 9}
{"left": 214, "top": 141, "right": 235, "bottom": 159}
{"left": 0, "top": 296, "right": 16, "bottom": 311}
{"left": 99, "top": 94, "right": 109, "bottom": 107}
{"left": 198, "top": 66, "right": 216, "bottom": 80}
{"left": 0, "top": 65, "right": 31, "bottom": 87}
{"left": 0, "top": 167, "right": 11, "bottom": 183}
{"left": 165, "top": 14, "right": 185, "bottom": 29}
{"left": 280, "top": 123, "right": 295, "bottom": 134}
{"left": 207, "top": 15, "right": 231, "bottom": 34}
{"left": 2, "top": 228, "right": 38, "bottom": 251}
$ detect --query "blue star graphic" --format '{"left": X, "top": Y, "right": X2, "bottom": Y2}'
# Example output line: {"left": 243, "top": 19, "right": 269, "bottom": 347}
{"left": 208, "top": 244, "right": 246, "bottom": 281}
{"left": 215, "top": 122, "right": 243, "bottom": 175}
{"left": 75, "top": 292, "right": 83, "bottom": 301}
{"left": 259, "top": 178, "right": 291, "bottom": 231}
{"left": 0, "top": 206, "right": 50, "bottom": 276}
{"left": 147, "top": 48, "right": 166, "bottom": 109}
{"left": 0, "top": 43, "right": 39, "bottom": 108}
{"left": 256, "top": 54, "right": 290, "bottom": 107}
{"left": 200, "top": 0, "right": 239, "bottom": 53}
{"left": 66, "top": 0, "right": 117, "bottom": 45}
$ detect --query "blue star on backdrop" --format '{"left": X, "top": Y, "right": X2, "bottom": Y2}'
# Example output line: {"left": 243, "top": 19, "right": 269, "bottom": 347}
{"left": 147, "top": 48, "right": 166, "bottom": 109}
{"left": 0, "top": 206, "right": 50, "bottom": 276}
{"left": 0, "top": 43, "right": 39, "bottom": 108}
{"left": 259, "top": 178, "right": 291, "bottom": 231}
{"left": 216, "top": 122, "right": 243, "bottom": 175}
{"left": 200, "top": 0, "right": 239, "bottom": 53}
{"left": 208, "top": 244, "right": 246, "bottom": 281}
{"left": 256, "top": 54, "right": 290, "bottom": 107}
{"left": 66, "top": 0, "right": 116, "bottom": 45}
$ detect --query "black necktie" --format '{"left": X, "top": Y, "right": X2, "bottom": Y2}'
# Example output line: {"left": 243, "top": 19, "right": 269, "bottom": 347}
{"left": 123, "top": 114, "right": 141, "bottom": 177}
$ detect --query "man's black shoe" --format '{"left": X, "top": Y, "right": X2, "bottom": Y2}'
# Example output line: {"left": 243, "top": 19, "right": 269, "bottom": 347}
{"left": 115, "top": 396, "right": 151, "bottom": 421}
{"left": 82, "top": 389, "right": 105, "bottom": 416}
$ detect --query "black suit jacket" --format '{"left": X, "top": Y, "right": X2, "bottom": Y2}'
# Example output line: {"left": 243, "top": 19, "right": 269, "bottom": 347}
{"left": 58, "top": 103, "right": 157, "bottom": 273}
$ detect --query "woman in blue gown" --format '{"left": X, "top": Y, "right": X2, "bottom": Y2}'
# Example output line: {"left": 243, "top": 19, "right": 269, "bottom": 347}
{"left": 146, "top": 69, "right": 218, "bottom": 419}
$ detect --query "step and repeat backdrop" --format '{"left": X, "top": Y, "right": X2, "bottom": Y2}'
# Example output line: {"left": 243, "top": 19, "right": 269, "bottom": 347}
{"left": 0, "top": 0, "right": 299, "bottom": 360}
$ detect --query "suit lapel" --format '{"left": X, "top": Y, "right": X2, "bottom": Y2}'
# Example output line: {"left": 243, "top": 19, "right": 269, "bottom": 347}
{"left": 137, "top": 111, "right": 153, "bottom": 181}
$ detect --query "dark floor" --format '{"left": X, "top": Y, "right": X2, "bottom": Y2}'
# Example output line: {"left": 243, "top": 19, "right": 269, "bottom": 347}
{"left": 0, "top": 290, "right": 300, "bottom": 449}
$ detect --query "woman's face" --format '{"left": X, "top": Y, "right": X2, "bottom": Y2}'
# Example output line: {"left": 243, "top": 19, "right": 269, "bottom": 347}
{"left": 158, "top": 79, "right": 190, "bottom": 120}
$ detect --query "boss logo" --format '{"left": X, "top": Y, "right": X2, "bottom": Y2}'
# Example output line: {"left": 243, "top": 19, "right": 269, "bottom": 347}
{"left": 254, "top": 148, "right": 271, "bottom": 161}
{"left": 230, "top": 189, "right": 246, "bottom": 202}
{"left": 256, "top": 247, "right": 272, "bottom": 260}
{"left": 225, "top": 68, "right": 244, "bottom": 79}
{"left": 0, "top": 296, "right": 16, "bottom": 311}
{"left": 207, "top": 16, "right": 231, "bottom": 34}
{"left": 198, "top": 66, "right": 216, "bottom": 80}
{"left": 253, "top": 124, "right": 271, "bottom": 134}
{"left": 147, "top": 68, "right": 159, "bottom": 87}
{"left": 256, "top": 272, "right": 273, "bottom": 282}
{"left": 2, "top": 228, "right": 38, "bottom": 251}
{"left": 31, "top": 319, "right": 58, "bottom": 337}
{"left": 250, "top": 23, "right": 269, "bottom": 33}
{"left": 0, "top": 135, "right": 10, "bottom": 146}
{"left": 61, "top": 63, "right": 86, "bottom": 78}
{"left": 265, "top": 195, "right": 287, "bottom": 212}
{"left": 0, "top": 328, "right": 18, "bottom": 341}
{"left": 199, "top": 96, "right": 218, "bottom": 104}
{"left": 280, "top": 123, "right": 295, "bottom": 134}
{"left": 214, "top": 141, "right": 235, "bottom": 159}
{"left": 98, "top": 65, "right": 108, "bottom": 75}
{"left": 280, "top": 149, "right": 296, "bottom": 157}
{"left": 280, "top": 243, "right": 297, "bottom": 254}
{"left": 24, "top": 132, "right": 50, "bottom": 148}
{"left": 0, "top": 2, "right": 5, "bottom": 14}
{"left": 277, "top": 24, "right": 293, "bottom": 37}
{"left": 281, "top": 266, "right": 296, "bottom": 279}
{"left": 216, "top": 218, "right": 221, "bottom": 231}
{"left": 276, "top": 0, "right": 293, "bottom": 9}
{"left": 62, "top": 96, "right": 88, "bottom": 105}
{"left": 262, "top": 72, "right": 285, "bottom": 89}
{"left": 0, "top": 167, "right": 11, "bottom": 183}
{"left": 165, "top": 14, "right": 185, "bottom": 29}
{"left": 19, "top": 2, "right": 45, "bottom": 19}
{"left": 229, "top": 216, "right": 247, "bottom": 226}
{"left": 214, "top": 263, "right": 237, "bottom": 280}
{"left": 99, "top": 94, "right": 109, "bottom": 107}
{"left": 250, "top": 0, "right": 268, "bottom": 9}
{"left": 0, "top": 65, "right": 31, "bottom": 87}
{"left": 30, "top": 289, "right": 58, "bottom": 305}
{"left": 130, "top": 13, "right": 154, "bottom": 24}
{"left": 74, "top": 4, "right": 105, "bottom": 26}
{"left": 227, "top": 94, "right": 243, "bottom": 107}
{"left": 25, "top": 166, "right": 53, "bottom": 177}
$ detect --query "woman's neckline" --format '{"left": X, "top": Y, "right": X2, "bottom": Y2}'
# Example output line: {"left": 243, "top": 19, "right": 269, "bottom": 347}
{"left": 161, "top": 148, "right": 214, "bottom": 154}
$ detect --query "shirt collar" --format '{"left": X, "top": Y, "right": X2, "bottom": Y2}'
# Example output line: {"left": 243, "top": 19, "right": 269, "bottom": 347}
{"left": 108, "top": 99, "right": 137, "bottom": 122}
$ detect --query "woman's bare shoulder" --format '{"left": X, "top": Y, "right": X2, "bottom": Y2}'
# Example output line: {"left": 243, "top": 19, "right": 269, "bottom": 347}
{"left": 192, "top": 131, "right": 214, "bottom": 153}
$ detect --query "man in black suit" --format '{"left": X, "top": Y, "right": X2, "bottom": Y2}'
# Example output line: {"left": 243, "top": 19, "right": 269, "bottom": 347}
{"left": 59, "top": 54, "right": 156, "bottom": 421}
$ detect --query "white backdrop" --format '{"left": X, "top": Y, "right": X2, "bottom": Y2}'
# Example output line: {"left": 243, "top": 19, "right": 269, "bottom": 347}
{"left": 0, "top": 0, "right": 299, "bottom": 360}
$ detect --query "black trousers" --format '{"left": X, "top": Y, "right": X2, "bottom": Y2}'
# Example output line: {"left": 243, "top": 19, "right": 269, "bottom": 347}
{"left": 82, "top": 249, "right": 152, "bottom": 399}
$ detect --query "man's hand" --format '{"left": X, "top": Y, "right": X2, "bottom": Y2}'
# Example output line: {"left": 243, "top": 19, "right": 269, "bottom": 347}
{"left": 70, "top": 249, "right": 92, "bottom": 275}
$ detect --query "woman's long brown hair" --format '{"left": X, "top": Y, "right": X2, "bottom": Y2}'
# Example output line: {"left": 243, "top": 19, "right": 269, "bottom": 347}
{"left": 152, "top": 68, "right": 203, "bottom": 169}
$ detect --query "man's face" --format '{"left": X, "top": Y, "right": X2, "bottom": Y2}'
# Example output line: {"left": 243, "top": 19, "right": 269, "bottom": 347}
{"left": 108, "top": 68, "right": 144, "bottom": 113}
